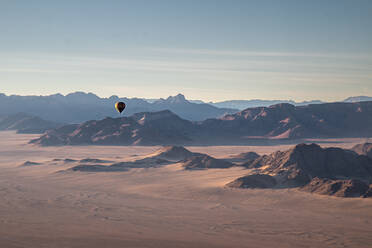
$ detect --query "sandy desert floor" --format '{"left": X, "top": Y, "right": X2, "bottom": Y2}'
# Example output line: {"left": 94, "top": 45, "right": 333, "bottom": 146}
{"left": 0, "top": 131, "right": 372, "bottom": 248}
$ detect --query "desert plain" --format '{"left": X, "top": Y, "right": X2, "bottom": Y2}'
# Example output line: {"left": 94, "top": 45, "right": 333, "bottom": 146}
{"left": 0, "top": 131, "right": 372, "bottom": 248}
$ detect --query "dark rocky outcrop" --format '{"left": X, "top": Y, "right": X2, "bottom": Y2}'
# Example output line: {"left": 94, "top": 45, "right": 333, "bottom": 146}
{"left": 301, "top": 178, "right": 371, "bottom": 198}
{"left": 227, "top": 174, "right": 277, "bottom": 189}
{"left": 182, "top": 155, "right": 233, "bottom": 170}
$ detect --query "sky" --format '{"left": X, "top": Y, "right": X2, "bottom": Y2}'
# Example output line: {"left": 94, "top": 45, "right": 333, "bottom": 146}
{"left": 0, "top": 0, "right": 371, "bottom": 102}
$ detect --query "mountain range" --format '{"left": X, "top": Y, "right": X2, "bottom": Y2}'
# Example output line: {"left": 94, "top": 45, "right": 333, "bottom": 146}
{"left": 209, "top": 99, "right": 325, "bottom": 110}
{"left": 1, "top": 92, "right": 371, "bottom": 124}
{"left": 31, "top": 100, "right": 372, "bottom": 146}
{"left": 208, "top": 96, "right": 372, "bottom": 110}
{"left": 0, "top": 92, "right": 236, "bottom": 123}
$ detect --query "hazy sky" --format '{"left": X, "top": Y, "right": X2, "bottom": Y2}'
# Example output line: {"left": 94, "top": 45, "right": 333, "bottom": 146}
{"left": 1, "top": 0, "right": 371, "bottom": 101}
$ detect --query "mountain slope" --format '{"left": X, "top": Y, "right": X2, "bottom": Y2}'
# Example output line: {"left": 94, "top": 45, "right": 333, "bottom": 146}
{"left": 0, "top": 113, "right": 61, "bottom": 133}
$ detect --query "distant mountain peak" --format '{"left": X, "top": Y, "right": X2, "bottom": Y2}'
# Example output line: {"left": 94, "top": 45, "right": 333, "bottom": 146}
{"left": 66, "top": 91, "right": 99, "bottom": 98}
{"left": 344, "top": 96, "right": 372, "bottom": 103}
{"left": 164, "top": 93, "right": 188, "bottom": 103}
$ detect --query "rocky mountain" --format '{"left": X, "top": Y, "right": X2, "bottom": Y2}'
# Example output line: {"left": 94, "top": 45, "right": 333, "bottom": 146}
{"left": 31, "top": 101, "right": 372, "bottom": 146}
{"left": 352, "top": 143, "right": 372, "bottom": 159}
{"left": 228, "top": 143, "right": 372, "bottom": 197}
{"left": 245, "top": 143, "right": 372, "bottom": 186}
{"left": 0, "top": 92, "right": 237, "bottom": 123}
{"left": 0, "top": 113, "right": 61, "bottom": 133}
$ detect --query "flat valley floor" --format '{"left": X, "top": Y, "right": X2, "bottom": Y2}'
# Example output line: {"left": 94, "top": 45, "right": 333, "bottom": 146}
{"left": 0, "top": 131, "right": 371, "bottom": 248}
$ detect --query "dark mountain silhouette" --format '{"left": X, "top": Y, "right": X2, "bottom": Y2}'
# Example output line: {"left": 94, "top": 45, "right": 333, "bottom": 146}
{"left": 0, "top": 113, "right": 61, "bottom": 133}
{"left": 31, "top": 101, "right": 372, "bottom": 146}
{"left": 352, "top": 143, "right": 372, "bottom": 159}
{"left": 0, "top": 92, "right": 237, "bottom": 123}
{"left": 228, "top": 143, "right": 372, "bottom": 197}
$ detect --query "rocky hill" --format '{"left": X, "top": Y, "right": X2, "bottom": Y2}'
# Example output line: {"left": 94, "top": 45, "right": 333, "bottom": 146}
{"left": 31, "top": 110, "right": 195, "bottom": 146}
{"left": 228, "top": 143, "right": 372, "bottom": 198}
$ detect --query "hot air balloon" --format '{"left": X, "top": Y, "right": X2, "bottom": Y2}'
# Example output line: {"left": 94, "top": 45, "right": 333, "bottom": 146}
{"left": 115, "top": 102, "right": 126, "bottom": 114}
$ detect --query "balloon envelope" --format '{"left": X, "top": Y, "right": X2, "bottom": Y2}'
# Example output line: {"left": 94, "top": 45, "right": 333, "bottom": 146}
{"left": 115, "top": 102, "right": 126, "bottom": 113}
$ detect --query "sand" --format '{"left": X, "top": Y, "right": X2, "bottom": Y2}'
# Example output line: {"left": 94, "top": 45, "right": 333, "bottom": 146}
{"left": 0, "top": 131, "right": 371, "bottom": 248}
